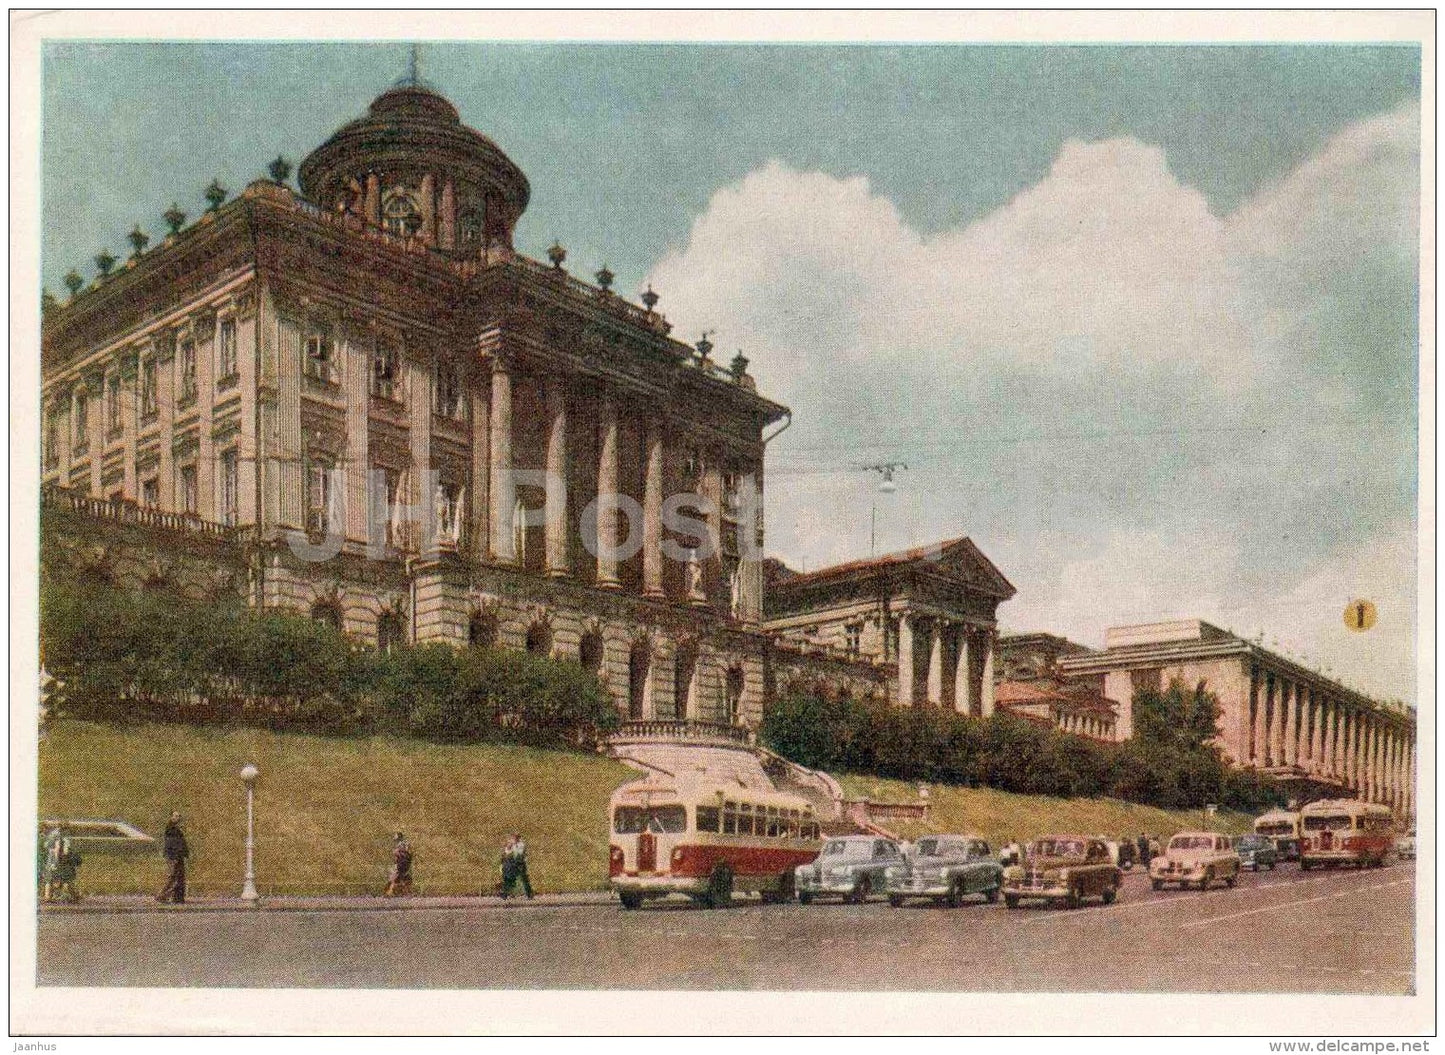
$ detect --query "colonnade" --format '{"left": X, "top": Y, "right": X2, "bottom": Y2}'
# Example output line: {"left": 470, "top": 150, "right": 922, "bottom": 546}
{"left": 896, "top": 613, "right": 995, "bottom": 714}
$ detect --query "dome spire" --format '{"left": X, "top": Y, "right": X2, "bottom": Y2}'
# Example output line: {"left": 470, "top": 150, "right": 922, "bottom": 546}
{"left": 396, "top": 42, "right": 428, "bottom": 89}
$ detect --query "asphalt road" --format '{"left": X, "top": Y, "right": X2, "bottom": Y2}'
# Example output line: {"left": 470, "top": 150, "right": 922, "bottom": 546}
{"left": 37, "top": 861, "right": 1415, "bottom": 992}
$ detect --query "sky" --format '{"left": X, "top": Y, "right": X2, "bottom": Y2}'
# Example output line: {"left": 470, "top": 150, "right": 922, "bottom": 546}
{"left": 40, "top": 41, "right": 1423, "bottom": 703}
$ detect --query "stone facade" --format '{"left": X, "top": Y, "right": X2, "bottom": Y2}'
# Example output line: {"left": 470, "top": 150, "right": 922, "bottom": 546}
{"left": 1057, "top": 620, "right": 1417, "bottom": 819}
{"left": 995, "top": 633, "right": 1118, "bottom": 741}
{"left": 40, "top": 80, "right": 786, "bottom": 730}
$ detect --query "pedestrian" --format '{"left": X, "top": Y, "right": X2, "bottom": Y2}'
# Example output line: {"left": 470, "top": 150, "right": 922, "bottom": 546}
{"left": 385, "top": 832, "right": 414, "bottom": 896}
{"left": 40, "top": 825, "right": 62, "bottom": 901}
{"left": 157, "top": 811, "right": 189, "bottom": 904}
{"left": 501, "top": 832, "right": 534, "bottom": 899}
{"left": 1137, "top": 831, "right": 1151, "bottom": 867}
{"left": 49, "top": 825, "right": 82, "bottom": 903}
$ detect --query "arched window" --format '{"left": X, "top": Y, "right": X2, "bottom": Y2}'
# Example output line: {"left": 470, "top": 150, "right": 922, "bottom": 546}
{"left": 311, "top": 598, "right": 343, "bottom": 631}
{"left": 526, "top": 621, "right": 552, "bottom": 657}
{"left": 377, "top": 609, "right": 405, "bottom": 654}
{"left": 468, "top": 610, "right": 498, "bottom": 649}
{"left": 673, "top": 643, "right": 698, "bottom": 722}
{"left": 383, "top": 191, "right": 422, "bottom": 238}
{"left": 725, "top": 666, "right": 746, "bottom": 726}
{"left": 579, "top": 631, "right": 604, "bottom": 678}
{"left": 458, "top": 205, "right": 483, "bottom": 245}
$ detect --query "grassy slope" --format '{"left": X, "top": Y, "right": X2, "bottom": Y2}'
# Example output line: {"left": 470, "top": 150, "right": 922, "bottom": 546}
{"left": 38, "top": 721, "right": 638, "bottom": 895}
{"left": 39, "top": 722, "right": 1258, "bottom": 895}
{"left": 838, "top": 774, "right": 1255, "bottom": 846}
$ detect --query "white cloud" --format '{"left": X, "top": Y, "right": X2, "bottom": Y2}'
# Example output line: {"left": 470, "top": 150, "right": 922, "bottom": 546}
{"left": 650, "top": 99, "right": 1421, "bottom": 702}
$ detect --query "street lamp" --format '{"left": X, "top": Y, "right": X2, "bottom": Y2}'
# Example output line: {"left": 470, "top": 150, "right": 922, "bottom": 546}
{"left": 239, "top": 763, "right": 260, "bottom": 904}
{"left": 858, "top": 462, "right": 907, "bottom": 556}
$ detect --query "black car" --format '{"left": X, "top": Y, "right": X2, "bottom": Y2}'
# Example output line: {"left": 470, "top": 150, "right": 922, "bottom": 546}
{"left": 1233, "top": 835, "right": 1279, "bottom": 871}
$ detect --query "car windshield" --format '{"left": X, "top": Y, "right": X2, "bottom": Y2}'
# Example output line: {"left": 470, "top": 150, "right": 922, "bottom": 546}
{"left": 1237, "top": 837, "right": 1268, "bottom": 849}
{"left": 1030, "top": 839, "right": 1083, "bottom": 857}
{"left": 1170, "top": 835, "right": 1214, "bottom": 851}
{"left": 821, "top": 840, "right": 865, "bottom": 859}
{"left": 1303, "top": 815, "right": 1352, "bottom": 832}
{"left": 916, "top": 839, "right": 966, "bottom": 858}
{"left": 613, "top": 806, "right": 686, "bottom": 834}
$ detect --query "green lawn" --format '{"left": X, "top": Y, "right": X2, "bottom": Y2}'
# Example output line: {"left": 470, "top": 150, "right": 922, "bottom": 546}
{"left": 38, "top": 721, "right": 1259, "bottom": 896}
{"left": 38, "top": 721, "right": 638, "bottom": 896}
{"left": 838, "top": 773, "right": 1255, "bottom": 846}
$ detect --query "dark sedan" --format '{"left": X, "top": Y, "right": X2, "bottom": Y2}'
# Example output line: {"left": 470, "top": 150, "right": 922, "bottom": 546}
{"left": 1233, "top": 834, "right": 1279, "bottom": 871}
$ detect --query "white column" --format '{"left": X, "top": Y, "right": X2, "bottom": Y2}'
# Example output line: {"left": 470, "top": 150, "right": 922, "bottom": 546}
{"left": 1282, "top": 681, "right": 1297, "bottom": 766}
{"left": 897, "top": 613, "right": 914, "bottom": 706}
{"left": 925, "top": 621, "right": 943, "bottom": 705}
{"left": 407, "top": 355, "right": 432, "bottom": 551}
{"left": 468, "top": 376, "right": 490, "bottom": 561}
{"left": 488, "top": 358, "right": 515, "bottom": 564}
{"left": 595, "top": 395, "right": 621, "bottom": 588}
{"left": 954, "top": 627, "right": 972, "bottom": 715}
{"left": 642, "top": 421, "right": 664, "bottom": 598}
{"left": 544, "top": 381, "right": 569, "bottom": 577}
{"left": 980, "top": 630, "right": 996, "bottom": 718}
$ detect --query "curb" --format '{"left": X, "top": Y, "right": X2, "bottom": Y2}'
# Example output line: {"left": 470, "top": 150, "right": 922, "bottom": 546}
{"left": 38, "top": 893, "right": 618, "bottom": 915}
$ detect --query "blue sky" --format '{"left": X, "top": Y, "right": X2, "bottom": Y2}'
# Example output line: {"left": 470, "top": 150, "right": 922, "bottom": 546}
{"left": 41, "top": 41, "right": 1423, "bottom": 702}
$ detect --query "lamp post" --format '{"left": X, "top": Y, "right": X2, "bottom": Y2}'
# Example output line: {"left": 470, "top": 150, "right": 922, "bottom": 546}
{"left": 859, "top": 462, "right": 907, "bottom": 556}
{"left": 239, "top": 763, "right": 259, "bottom": 904}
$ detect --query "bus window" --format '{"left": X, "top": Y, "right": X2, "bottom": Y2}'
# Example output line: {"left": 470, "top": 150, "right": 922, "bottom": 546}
{"left": 696, "top": 806, "right": 720, "bottom": 834}
{"left": 766, "top": 807, "right": 781, "bottom": 838}
{"left": 614, "top": 806, "right": 687, "bottom": 834}
{"left": 739, "top": 804, "right": 754, "bottom": 836}
{"left": 722, "top": 803, "right": 738, "bottom": 835}
{"left": 1303, "top": 815, "right": 1351, "bottom": 832}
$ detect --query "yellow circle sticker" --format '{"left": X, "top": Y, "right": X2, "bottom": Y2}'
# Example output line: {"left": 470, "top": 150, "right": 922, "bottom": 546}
{"left": 1344, "top": 599, "right": 1377, "bottom": 632}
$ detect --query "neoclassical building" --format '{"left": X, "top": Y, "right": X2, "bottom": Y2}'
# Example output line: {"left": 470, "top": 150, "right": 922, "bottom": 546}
{"left": 1057, "top": 620, "right": 1417, "bottom": 819}
{"left": 763, "top": 539, "right": 1017, "bottom": 711}
{"left": 41, "top": 78, "right": 787, "bottom": 728}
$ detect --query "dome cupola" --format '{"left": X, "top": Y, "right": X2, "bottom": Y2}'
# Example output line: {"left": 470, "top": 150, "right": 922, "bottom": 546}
{"left": 298, "top": 78, "right": 529, "bottom": 254}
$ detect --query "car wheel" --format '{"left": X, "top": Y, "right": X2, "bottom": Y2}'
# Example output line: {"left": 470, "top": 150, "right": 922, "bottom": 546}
{"left": 1101, "top": 885, "right": 1117, "bottom": 905}
{"left": 1225, "top": 872, "right": 1237, "bottom": 888}
{"left": 888, "top": 895, "right": 904, "bottom": 908}
{"left": 1300, "top": 859, "right": 1312, "bottom": 871}
{"left": 1151, "top": 879, "right": 1163, "bottom": 891}
{"left": 945, "top": 882, "right": 962, "bottom": 909}
{"left": 984, "top": 885, "right": 1000, "bottom": 904}
{"left": 797, "top": 891, "right": 813, "bottom": 905}
{"left": 706, "top": 864, "right": 733, "bottom": 909}
{"left": 1004, "top": 894, "right": 1019, "bottom": 909}
{"left": 1065, "top": 884, "right": 1081, "bottom": 910}
{"left": 1269, "top": 860, "right": 1277, "bottom": 871}
{"left": 619, "top": 891, "right": 642, "bottom": 910}
{"left": 1199, "top": 869, "right": 1213, "bottom": 893}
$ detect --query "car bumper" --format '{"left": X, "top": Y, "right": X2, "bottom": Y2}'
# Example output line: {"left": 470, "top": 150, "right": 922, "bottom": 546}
{"left": 796, "top": 876, "right": 861, "bottom": 896}
{"left": 1149, "top": 866, "right": 1205, "bottom": 881}
{"left": 611, "top": 874, "right": 707, "bottom": 897}
{"left": 1003, "top": 882, "right": 1070, "bottom": 900}
{"left": 886, "top": 877, "right": 951, "bottom": 898}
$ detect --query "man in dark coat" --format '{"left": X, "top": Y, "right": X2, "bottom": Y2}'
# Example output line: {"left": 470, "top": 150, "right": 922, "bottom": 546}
{"left": 157, "top": 811, "right": 189, "bottom": 903}
{"left": 1137, "top": 832, "right": 1151, "bottom": 868}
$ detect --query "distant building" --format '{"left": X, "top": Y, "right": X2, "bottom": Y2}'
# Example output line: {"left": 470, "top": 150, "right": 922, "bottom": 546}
{"left": 1056, "top": 620, "right": 1416, "bottom": 818}
{"left": 764, "top": 538, "right": 1016, "bottom": 711}
{"left": 995, "top": 633, "right": 1119, "bottom": 741}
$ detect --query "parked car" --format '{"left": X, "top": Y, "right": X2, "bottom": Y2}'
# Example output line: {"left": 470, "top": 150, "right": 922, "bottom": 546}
{"left": 1149, "top": 832, "right": 1240, "bottom": 891}
{"left": 795, "top": 836, "right": 903, "bottom": 904}
{"left": 1395, "top": 832, "right": 1416, "bottom": 860}
{"left": 1002, "top": 835, "right": 1121, "bottom": 909}
{"left": 885, "top": 835, "right": 1003, "bottom": 907}
{"left": 1233, "top": 834, "right": 1279, "bottom": 871}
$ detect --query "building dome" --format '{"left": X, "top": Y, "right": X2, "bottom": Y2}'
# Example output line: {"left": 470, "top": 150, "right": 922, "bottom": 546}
{"left": 298, "top": 82, "right": 530, "bottom": 253}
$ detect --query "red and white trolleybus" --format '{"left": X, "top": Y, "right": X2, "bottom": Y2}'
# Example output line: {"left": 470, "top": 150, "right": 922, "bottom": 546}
{"left": 609, "top": 775, "right": 823, "bottom": 909}
{"left": 1299, "top": 798, "right": 1394, "bottom": 869}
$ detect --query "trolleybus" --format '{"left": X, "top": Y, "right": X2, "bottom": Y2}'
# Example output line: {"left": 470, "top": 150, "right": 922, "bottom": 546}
{"left": 609, "top": 775, "right": 824, "bottom": 909}
{"left": 1299, "top": 799, "right": 1393, "bottom": 869}
{"left": 1254, "top": 809, "right": 1302, "bottom": 860}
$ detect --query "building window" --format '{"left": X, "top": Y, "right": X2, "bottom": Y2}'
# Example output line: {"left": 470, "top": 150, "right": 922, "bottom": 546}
{"left": 105, "top": 375, "right": 121, "bottom": 437}
{"left": 140, "top": 358, "right": 157, "bottom": 419}
{"left": 383, "top": 190, "right": 422, "bottom": 238}
{"left": 43, "top": 414, "right": 59, "bottom": 471}
{"left": 306, "top": 457, "right": 334, "bottom": 534}
{"left": 220, "top": 449, "right": 239, "bottom": 526}
{"left": 73, "top": 392, "right": 89, "bottom": 453}
{"left": 310, "top": 599, "right": 343, "bottom": 631}
{"left": 435, "top": 481, "right": 463, "bottom": 546}
{"left": 435, "top": 362, "right": 462, "bottom": 419}
{"left": 217, "top": 318, "right": 238, "bottom": 382}
{"left": 468, "top": 610, "right": 498, "bottom": 649}
{"left": 458, "top": 205, "right": 482, "bottom": 245}
{"left": 304, "top": 324, "right": 337, "bottom": 384}
{"left": 141, "top": 477, "right": 159, "bottom": 509}
{"left": 371, "top": 340, "right": 399, "bottom": 400}
{"left": 722, "top": 471, "right": 742, "bottom": 515}
{"left": 845, "top": 623, "right": 862, "bottom": 657}
{"left": 178, "top": 464, "right": 198, "bottom": 515}
{"left": 178, "top": 340, "right": 197, "bottom": 403}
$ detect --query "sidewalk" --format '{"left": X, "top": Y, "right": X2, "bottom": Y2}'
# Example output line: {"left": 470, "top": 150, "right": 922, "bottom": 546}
{"left": 38, "top": 890, "right": 617, "bottom": 915}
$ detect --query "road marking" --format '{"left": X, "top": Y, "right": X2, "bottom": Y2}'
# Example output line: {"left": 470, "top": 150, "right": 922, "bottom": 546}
{"left": 1178, "top": 879, "right": 1410, "bottom": 930}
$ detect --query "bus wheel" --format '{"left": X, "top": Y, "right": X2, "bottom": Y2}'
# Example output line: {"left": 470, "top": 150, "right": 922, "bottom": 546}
{"left": 1300, "top": 859, "right": 1312, "bottom": 871}
{"left": 619, "top": 892, "right": 643, "bottom": 910}
{"left": 706, "top": 865, "right": 734, "bottom": 909}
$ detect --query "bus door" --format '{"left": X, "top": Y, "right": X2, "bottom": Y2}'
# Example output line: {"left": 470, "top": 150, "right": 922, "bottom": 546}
{"left": 638, "top": 827, "right": 657, "bottom": 872}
